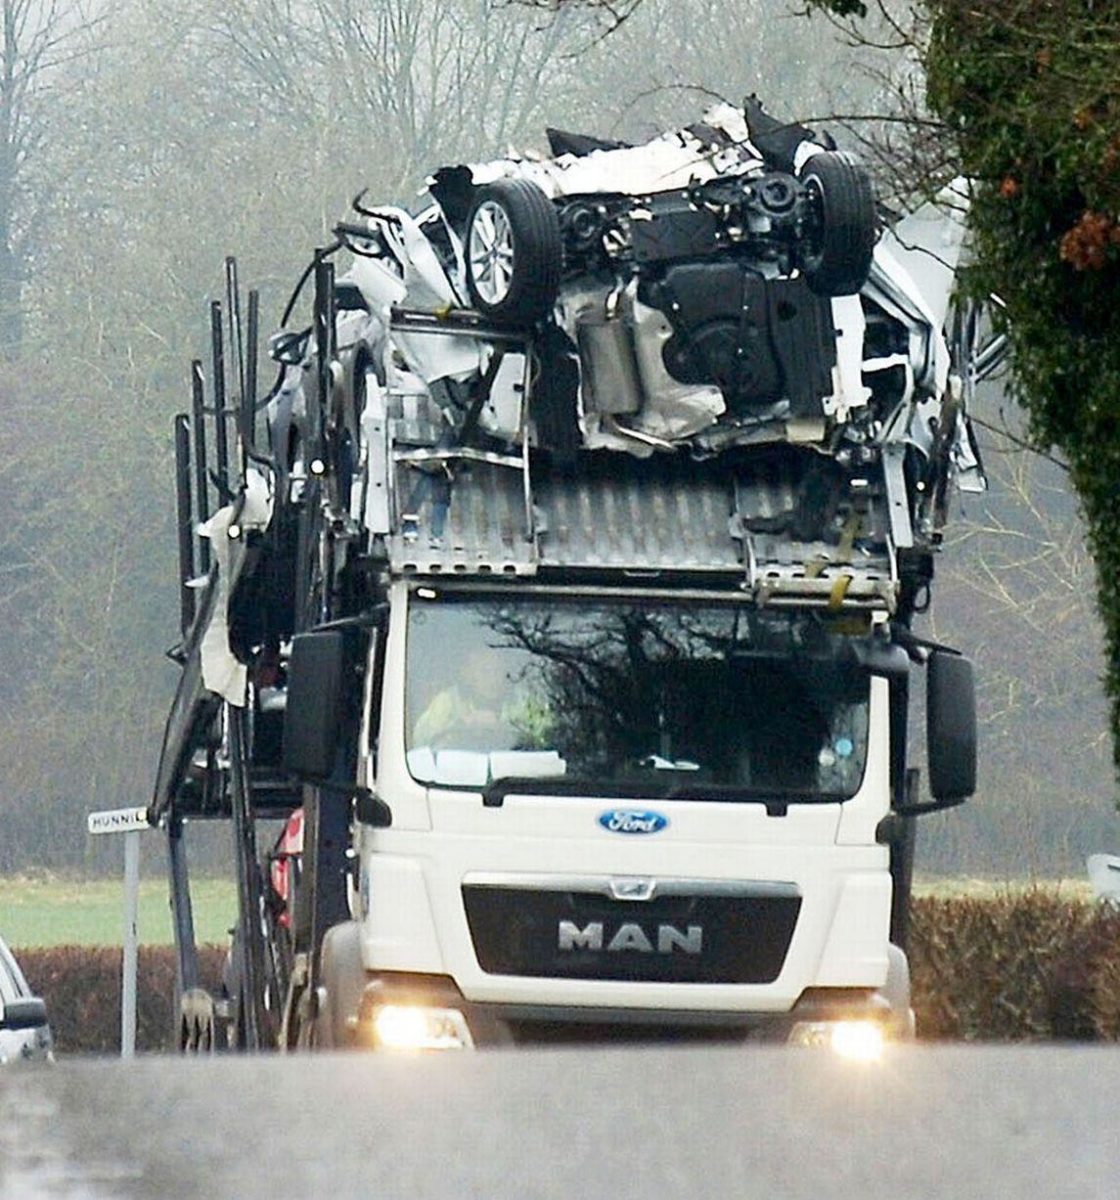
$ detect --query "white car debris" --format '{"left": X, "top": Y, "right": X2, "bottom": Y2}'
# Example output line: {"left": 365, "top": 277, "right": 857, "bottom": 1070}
{"left": 264, "top": 96, "right": 983, "bottom": 579}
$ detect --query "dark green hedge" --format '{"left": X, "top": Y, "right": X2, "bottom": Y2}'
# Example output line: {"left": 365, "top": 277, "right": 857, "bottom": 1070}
{"left": 16, "top": 944, "right": 227, "bottom": 1055}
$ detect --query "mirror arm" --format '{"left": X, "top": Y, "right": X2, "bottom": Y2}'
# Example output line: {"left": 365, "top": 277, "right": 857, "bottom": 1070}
{"left": 892, "top": 625, "right": 966, "bottom": 664}
{"left": 892, "top": 794, "right": 967, "bottom": 818}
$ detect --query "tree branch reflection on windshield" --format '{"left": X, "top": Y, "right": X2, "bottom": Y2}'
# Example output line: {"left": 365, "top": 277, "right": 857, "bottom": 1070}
{"left": 406, "top": 596, "right": 870, "bottom": 799}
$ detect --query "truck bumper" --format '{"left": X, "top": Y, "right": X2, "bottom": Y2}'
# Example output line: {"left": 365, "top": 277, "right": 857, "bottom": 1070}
{"left": 349, "top": 945, "right": 913, "bottom": 1050}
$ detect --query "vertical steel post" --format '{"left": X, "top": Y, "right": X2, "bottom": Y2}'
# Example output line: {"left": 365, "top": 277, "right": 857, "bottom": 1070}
{"left": 190, "top": 360, "right": 212, "bottom": 574}
{"left": 210, "top": 300, "right": 230, "bottom": 496}
{"left": 173, "top": 414, "right": 196, "bottom": 635}
{"left": 167, "top": 815, "right": 199, "bottom": 1007}
{"left": 225, "top": 258, "right": 247, "bottom": 476}
{"left": 297, "top": 628, "right": 366, "bottom": 1005}
{"left": 121, "top": 831, "right": 140, "bottom": 1059}
{"left": 890, "top": 770, "right": 920, "bottom": 951}
{"left": 245, "top": 289, "right": 260, "bottom": 456}
{"left": 298, "top": 788, "right": 353, "bottom": 1001}
{"left": 311, "top": 255, "right": 334, "bottom": 472}
{"left": 229, "top": 706, "right": 268, "bottom": 1049}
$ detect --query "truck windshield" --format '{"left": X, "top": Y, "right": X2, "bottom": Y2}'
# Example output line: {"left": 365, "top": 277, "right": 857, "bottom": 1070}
{"left": 405, "top": 594, "right": 870, "bottom": 801}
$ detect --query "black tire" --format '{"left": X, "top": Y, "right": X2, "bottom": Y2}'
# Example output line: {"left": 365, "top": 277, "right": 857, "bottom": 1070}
{"left": 318, "top": 920, "right": 367, "bottom": 1049}
{"left": 798, "top": 151, "right": 877, "bottom": 297}
{"left": 465, "top": 177, "right": 562, "bottom": 326}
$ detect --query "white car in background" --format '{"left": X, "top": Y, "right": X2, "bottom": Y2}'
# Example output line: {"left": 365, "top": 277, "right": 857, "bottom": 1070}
{"left": 0, "top": 935, "right": 52, "bottom": 1065}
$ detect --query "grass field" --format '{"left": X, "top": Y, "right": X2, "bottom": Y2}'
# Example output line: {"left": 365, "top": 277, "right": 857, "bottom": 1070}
{"left": 0, "top": 876, "right": 237, "bottom": 949}
{"left": 0, "top": 873, "right": 1095, "bottom": 948}
{"left": 912, "top": 874, "right": 1092, "bottom": 900}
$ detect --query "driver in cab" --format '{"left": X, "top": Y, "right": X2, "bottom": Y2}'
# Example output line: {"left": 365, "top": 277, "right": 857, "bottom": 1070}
{"left": 411, "top": 648, "right": 551, "bottom": 753}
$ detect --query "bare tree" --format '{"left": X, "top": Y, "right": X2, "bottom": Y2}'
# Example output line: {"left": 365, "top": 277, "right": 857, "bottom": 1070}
{"left": 200, "top": 0, "right": 584, "bottom": 194}
{"left": 0, "top": 0, "right": 105, "bottom": 356}
{"left": 920, "top": 393, "right": 1115, "bottom": 874}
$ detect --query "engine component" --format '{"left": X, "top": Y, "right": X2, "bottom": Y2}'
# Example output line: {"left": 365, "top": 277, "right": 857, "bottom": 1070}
{"left": 640, "top": 266, "right": 836, "bottom": 417}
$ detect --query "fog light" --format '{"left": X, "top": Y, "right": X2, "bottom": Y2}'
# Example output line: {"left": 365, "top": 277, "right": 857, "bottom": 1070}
{"left": 788, "top": 1019, "right": 885, "bottom": 1062}
{"left": 371, "top": 1004, "right": 474, "bottom": 1051}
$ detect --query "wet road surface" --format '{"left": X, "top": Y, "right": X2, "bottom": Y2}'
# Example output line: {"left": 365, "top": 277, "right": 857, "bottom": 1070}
{"left": 0, "top": 1045, "right": 1115, "bottom": 1198}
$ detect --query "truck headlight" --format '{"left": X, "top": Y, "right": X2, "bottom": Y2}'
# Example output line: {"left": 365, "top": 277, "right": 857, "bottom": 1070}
{"left": 370, "top": 1004, "right": 475, "bottom": 1051}
{"left": 788, "top": 1019, "right": 885, "bottom": 1062}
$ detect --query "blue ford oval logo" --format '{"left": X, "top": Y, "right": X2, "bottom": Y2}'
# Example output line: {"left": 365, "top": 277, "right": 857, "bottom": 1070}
{"left": 598, "top": 809, "right": 669, "bottom": 835}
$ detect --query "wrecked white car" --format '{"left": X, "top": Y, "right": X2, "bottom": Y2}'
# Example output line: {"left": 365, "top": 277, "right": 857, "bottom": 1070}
{"left": 271, "top": 93, "right": 980, "bottom": 520}
{"left": 263, "top": 97, "right": 982, "bottom": 622}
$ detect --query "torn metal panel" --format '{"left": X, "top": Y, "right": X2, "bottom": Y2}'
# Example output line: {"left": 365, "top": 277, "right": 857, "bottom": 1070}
{"left": 440, "top": 102, "right": 766, "bottom": 201}
{"left": 198, "top": 469, "right": 274, "bottom": 707}
{"left": 950, "top": 409, "right": 988, "bottom": 496}
{"left": 826, "top": 295, "right": 871, "bottom": 421}
{"left": 865, "top": 246, "right": 948, "bottom": 396}
{"left": 880, "top": 181, "right": 968, "bottom": 334}
{"left": 348, "top": 232, "right": 481, "bottom": 386}
{"left": 150, "top": 574, "right": 222, "bottom": 824}
{"left": 358, "top": 372, "right": 391, "bottom": 535}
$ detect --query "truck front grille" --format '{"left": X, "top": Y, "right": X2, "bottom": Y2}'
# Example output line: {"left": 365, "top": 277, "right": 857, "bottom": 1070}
{"left": 462, "top": 884, "right": 800, "bottom": 984}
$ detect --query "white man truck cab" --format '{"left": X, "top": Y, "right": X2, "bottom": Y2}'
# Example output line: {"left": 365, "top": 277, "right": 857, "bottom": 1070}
{"left": 153, "top": 98, "right": 981, "bottom": 1053}
{"left": 288, "top": 567, "right": 973, "bottom": 1051}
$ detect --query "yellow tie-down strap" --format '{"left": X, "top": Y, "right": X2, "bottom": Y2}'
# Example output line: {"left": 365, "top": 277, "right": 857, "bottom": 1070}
{"left": 828, "top": 574, "right": 853, "bottom": 610}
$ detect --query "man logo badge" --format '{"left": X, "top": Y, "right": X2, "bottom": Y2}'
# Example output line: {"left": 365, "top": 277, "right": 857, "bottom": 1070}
{"left": 598, "top": 809, "right": 669, "bottom": 835}
{"left": 558, "top": 920, "right": 703, "bottom": 955}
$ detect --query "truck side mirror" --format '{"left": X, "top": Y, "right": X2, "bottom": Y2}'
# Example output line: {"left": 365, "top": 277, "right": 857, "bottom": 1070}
{"left": 927, "top": 651, "right": 977, "bottom": 803}
{"left": 283, "top": 630, "right": 347, "bottom": 780}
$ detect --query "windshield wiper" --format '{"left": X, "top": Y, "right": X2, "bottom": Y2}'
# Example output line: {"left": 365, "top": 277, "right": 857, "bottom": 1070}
{"left": 660, "top": 781, "right": 832, "bottom": 815}
{"left": 481, "top": 775, "right": 835, "bottom": 811}
{"left": 482, "top": 775, "right": 579, "bottom": 808}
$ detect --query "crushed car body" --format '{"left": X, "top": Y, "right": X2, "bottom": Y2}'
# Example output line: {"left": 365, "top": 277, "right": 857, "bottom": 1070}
{"left": 262, "top": 97, "right": 983, "bottom": 611}
{"left": 310, "top": 98, "right": 968, "bottom": 453}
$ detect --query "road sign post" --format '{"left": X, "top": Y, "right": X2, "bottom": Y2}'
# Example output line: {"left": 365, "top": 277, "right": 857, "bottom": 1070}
{"left": 87, "top": 806, "right": 150, "bottom": 1059}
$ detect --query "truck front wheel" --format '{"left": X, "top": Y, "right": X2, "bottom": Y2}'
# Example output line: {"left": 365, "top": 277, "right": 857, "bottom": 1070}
{"left": 317, "top": 921, "right": 367, "bottom": 1049}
